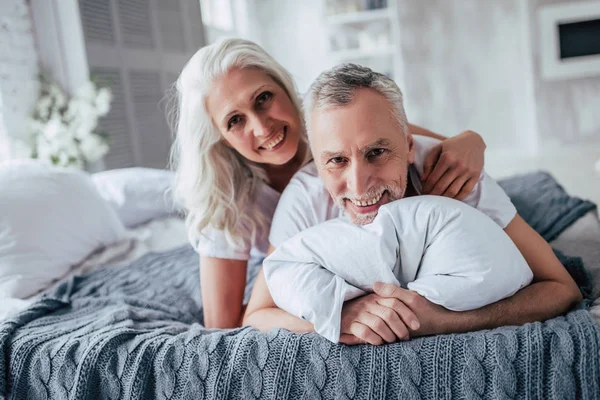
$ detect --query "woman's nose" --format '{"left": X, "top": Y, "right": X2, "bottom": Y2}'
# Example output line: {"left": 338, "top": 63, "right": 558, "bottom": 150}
{"left": 250, "top": 114, "right": 273, "bottom": 138}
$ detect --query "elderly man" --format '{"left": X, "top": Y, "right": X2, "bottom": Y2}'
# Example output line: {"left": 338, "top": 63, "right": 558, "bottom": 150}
{"left": 243, "top": 64, "right": 582, "bottom": 345}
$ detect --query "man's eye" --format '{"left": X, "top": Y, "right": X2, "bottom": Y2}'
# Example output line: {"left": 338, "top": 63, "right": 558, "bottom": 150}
{"left": 368, "top": 148, "right": 386, "bottom": 159}
{"left": 329, "top": 157, "right": 345, "bottom": 164}
{"left": 256, "top": 91, "right": 273, "bottom": 106}
{"left": 228, "top": 115, "right": 243, "bottom": 129}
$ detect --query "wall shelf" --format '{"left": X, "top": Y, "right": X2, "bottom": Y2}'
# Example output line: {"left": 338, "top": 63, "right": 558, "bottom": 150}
{"left": 331, "top": 46, "right": 394, "bottom": 61}
{"left": 326, "top": 8, "right": 393, "bottom": 26}
{"left": 325, "top": 0, "right": 400, "bottom": 82}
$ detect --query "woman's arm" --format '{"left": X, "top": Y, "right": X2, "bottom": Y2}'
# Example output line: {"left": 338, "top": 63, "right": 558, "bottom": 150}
{"left": 410, "top": 126, "right": 487, "bottom": 199}
{"left": 408, "top": 123, "right": 447, "bottom": 141}
{"left": 242, "top": 267, "right": 314, "bottom": 332}
{"left": 200, "top": 256, "right": 248, "bottom": 328}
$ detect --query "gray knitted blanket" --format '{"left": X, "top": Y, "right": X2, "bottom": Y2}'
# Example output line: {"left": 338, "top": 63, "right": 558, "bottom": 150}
{"left": 1, "top": 171, "right": 599, "bottom": 399}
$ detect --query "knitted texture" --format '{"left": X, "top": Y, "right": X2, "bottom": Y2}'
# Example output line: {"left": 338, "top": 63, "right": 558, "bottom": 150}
{"left": 1, "top": 245, "right": 599, "bottom": 399}
{"left": 0, "top": 172, "right": 598, "bottom": 399}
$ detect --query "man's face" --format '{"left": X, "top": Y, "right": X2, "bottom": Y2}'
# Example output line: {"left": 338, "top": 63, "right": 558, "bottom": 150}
{"left": 310, "top": 88, "right": 415, "bottom": 225}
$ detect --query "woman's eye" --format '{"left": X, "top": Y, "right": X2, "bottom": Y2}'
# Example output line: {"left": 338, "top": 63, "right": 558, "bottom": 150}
{"left": 228, "top": 115, "right": 242, "bottom": 130}
{"left": 329, "top": 157, "right": 345, "bottom": 164}
{"left": 256, "top": 91, "right": 273, "bottom": 105}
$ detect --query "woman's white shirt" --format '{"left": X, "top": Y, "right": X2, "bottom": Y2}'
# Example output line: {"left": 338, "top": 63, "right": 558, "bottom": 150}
{"left": 195, "top": 184, "right": 280, "bottom": 262}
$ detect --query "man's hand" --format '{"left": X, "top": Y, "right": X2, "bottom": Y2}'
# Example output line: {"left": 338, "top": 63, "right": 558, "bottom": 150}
{"left": 421, "top": 130, "right": 486, "bottom": 199}
{"left": 339, "top": 292, "right": 421, "bottom": 345}
{"left": 372, "top": 282, "right": 452, "bottom": 337}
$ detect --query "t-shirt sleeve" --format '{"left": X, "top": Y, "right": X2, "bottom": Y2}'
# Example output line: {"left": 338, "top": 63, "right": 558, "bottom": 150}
{"left": 268, "top": 180, "right": 318, "bottom": 248}
{"left": 461, "top": 171, "right": 517, "bottom": 229}
{"left": 195, "top": 223, "right": 251, "bottom": 260}
{"left": 411, "top": 135, "right": 516, "bottom": 229}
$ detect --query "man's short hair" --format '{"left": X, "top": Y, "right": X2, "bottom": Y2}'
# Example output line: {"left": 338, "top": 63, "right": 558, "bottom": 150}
{"left": 303, "top": 63, "right": 409, "bottom": 137}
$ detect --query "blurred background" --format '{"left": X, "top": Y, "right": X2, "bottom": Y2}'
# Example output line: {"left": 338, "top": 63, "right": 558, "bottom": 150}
{"left": 0, "top": 0, "right": 599, "bottom": 203}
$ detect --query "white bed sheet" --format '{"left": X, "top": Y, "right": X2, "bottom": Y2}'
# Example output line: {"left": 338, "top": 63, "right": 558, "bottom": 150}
{"left": 0, "top": 216, "right": 189, "bottom": 321}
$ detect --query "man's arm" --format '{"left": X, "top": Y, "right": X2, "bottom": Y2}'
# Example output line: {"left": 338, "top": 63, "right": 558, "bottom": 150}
{"left": 243, "top": 248, "right": 419, "bottom": 345}
{"left": 374, "top": 214, "right": 582, "bottom": 336}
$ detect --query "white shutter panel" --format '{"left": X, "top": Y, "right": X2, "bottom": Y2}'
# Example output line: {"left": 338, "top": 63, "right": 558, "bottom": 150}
{"left": 117, "top": 0, "right": 154, "bottom": 49}
{"left": 157, "top": 1, "right": 186, "bottom": 52}
{"left": 79, "top": 0, "right": 115, "bottom": 44}
{"left": 78, "top": 0, "right": 205, "bottom": 169}
{"left": 92, "top": 68, "right": 135, "bottom": 169}
{"left": 129, "top": 70, "right": 171, "bottom": 168}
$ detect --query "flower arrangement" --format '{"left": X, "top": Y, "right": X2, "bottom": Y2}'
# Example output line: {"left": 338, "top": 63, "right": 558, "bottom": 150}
{"left": 28, "top": 74, "right": 112, "bottom": 169}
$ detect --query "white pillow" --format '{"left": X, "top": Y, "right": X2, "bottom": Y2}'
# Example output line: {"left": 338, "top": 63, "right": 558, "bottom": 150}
{"left": 264, "top": 196, "right": 533, "bottom": 342}
{"left": 0, "top": 160, "right": 127, "bottom": 298}
{"left": 92, "top": 168, "right": 180, "bottom": 228}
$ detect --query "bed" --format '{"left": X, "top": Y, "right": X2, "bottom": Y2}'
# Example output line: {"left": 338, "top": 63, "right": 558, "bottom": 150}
{"left": 1, "top": 168, "right": 599, "bottom": 399}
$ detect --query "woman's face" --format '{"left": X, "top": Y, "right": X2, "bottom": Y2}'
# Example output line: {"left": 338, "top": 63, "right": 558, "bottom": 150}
{"left": 206, "top": 68, "right": 302, "bottom": 166}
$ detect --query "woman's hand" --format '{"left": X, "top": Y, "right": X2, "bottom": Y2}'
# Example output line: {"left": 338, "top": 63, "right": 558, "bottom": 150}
{"left": 421, "top": 130, "right": 486, "bottom": 199}
{"left": 338, "top": 292, "right": 421, "bottom": 345}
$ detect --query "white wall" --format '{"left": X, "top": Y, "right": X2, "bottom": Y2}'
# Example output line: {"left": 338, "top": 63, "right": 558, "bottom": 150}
{"left": 528, "top": 0, "right": 600, "bottom": 145}
{"left": 251, "top": 0, "right": 333, "bottom": 94}
{"left": 245, "top": 0, "right": 542, "bottom": 154}
{"left": 394, "top": 0, "right": 538, "bottom": 154}
{"left": 0, "top": 0, "right": 39, "bottom": 152}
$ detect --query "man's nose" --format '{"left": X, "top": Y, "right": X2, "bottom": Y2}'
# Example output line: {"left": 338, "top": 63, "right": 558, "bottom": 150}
{"left": 250, "top": 114, "right": 273, "bottom": 138}
{"left": 346, "top": 161, "right": 370, "bottom": 196}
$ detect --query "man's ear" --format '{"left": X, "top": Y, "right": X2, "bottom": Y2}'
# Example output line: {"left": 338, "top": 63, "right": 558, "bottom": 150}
{"left": 406, "top": 132, "right": 415, "bottom": 164}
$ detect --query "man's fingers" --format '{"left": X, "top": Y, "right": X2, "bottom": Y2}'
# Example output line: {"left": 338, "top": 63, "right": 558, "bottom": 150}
{"left": 349, "top": 322, "right": 385, "bottom": 346}
{"left": 368, "top": 302, "right": 410, "bottom": 340}
{"left": 377, "top": 297, "right": 420, "bottom": 332}
{"left": 373, "top": 282, "right": 405, "bottom": 299}
{"left": 339, "top": 334, "right": 363, "bottom": 345}
{"left": 358, "top": 312, "right": 396, "bottom": 343}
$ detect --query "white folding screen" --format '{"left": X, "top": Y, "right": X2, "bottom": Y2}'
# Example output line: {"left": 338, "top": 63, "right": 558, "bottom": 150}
{"left": 78, "top": 0, "right": 205, "bottom": 169}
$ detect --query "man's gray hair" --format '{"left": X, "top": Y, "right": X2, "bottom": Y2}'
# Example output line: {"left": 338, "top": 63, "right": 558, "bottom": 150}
{"left": 303, "top": 63, "right": 408, "bottom": 136}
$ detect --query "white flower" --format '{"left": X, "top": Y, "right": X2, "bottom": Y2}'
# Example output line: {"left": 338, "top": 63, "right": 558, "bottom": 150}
{"left": 36, "top": 135, "right": 52, "bottom": 159}
{"left": 48, "top": 82, "right": 68, "bottom": 109}
{"left": 66, "top": 99, "right": 98, "bottom": 139}
{"left": 29, "top": 75, "right": 111, "bottom": 169}
{"left": 75, "top": 81, "right": 97, "bottom": 103}
{"left": 42, "top": 118, "right": 67, "bottom": 140}
{"left": 79, "top": 134, "right": 109, "bottom": 163}
{"left": 95, "top": 87, "right": 112, "bottom": 117}
{"left": 36, "top": 96, "right": 53, "bottom": 120}
{"left": 29, "top": 119, "right": 45, "bottom": 136}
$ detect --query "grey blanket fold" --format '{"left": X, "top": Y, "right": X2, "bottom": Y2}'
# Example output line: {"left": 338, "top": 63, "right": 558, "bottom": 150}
{"left": 499, "top": 171, "right": 597, "bottom": 242}
{"left": 499, "top": 171, "right": 597, "bottom": 299}
{"left": 1, "top": 172, "right": 599, "bottom": 399}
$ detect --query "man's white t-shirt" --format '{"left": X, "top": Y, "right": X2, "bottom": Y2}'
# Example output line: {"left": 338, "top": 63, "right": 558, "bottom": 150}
{"left": 269, "top": 135, "right": 517, "bottom": 247}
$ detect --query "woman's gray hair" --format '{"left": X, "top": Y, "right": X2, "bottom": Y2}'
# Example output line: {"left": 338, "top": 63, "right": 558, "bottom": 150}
{"left": 168, "top": 38, "right": 310, "bottom": 248}
{"left": 303, "top": 63, "right": 408, "bottom": 137}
